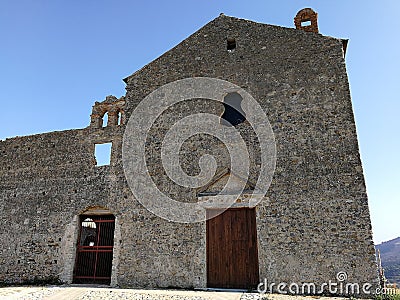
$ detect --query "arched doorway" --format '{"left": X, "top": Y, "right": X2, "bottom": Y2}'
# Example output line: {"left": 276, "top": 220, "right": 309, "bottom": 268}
{"left": 73, "top": 211, "right": 115, "bottom": 284}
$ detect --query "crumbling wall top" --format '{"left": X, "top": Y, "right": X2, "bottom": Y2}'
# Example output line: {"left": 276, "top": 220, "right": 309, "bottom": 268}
{"left": 90, "top": 95, "right": 126, "bottom": 129}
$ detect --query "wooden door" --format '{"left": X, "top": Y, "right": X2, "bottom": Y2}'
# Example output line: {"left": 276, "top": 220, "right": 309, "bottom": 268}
{"left": 207, "top": 208, "right": 259, "bottom": 289}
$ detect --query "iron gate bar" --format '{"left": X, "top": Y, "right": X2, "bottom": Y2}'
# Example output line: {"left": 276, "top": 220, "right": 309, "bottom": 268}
{"left": 93, "top": 219, "right": 101, "bottom": 280}
{"left": 77, "top": 250, "right": 113, "bottom": 253}
{"left": 74, "top": 277, "right": 111, "bottom": 279}
{"left": 78, "top": 247, "right": 113, "bottom": 249}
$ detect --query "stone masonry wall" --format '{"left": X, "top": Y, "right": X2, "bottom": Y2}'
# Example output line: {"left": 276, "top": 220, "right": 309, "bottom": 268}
{"left": 122, "top": 14, "right": 378, "bottom": 290}
{"left": 0, "top": 14, "right": 378, "bottom": 293}
{"left": 0, "top": 126, "right": 123, "bottom": 283}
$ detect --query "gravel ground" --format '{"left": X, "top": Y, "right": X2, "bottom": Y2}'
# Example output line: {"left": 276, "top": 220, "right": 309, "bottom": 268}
{"left": 0, "top": 286, "right": 352, "bottom": 300}
{"left": 78, "top": 290, "right": 212, "bottom": 300}
{"left": 0, "top": 286, "right": 58, "bottom": 300}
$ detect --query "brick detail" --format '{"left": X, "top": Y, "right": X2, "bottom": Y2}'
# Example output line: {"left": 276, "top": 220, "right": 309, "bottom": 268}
{"left": 294, "top": 8, "right": 319, "bottom": 33}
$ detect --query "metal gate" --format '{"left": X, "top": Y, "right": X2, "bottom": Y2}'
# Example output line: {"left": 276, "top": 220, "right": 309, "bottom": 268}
{"left": 73, "top": 214, "right": 115, "bottom": 284}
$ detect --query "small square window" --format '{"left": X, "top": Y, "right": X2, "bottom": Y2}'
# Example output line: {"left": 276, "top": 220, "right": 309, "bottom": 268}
{"left": 301, "top": 20, "right": 311, "bottom": 27}
{"left": 227, "top": 38, "right": 236, "bottom": 52}
{"left": 94, "top": 143, "right": 112, "bottom": 166}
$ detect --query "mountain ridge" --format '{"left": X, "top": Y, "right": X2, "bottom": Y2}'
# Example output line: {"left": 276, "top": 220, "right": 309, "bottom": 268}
{"left": 376, "top": 236, "right": 400, "bottom": 285}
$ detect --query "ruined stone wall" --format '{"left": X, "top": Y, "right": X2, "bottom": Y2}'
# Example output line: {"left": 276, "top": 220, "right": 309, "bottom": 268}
{"left": 0, "top": 14, "right": 377, "bottom": 292}
{"left": 0, "top": 127, "right": 124, "bottom": 283}
{"left": 0, "top": 112, "right": 204, "bottom": 288}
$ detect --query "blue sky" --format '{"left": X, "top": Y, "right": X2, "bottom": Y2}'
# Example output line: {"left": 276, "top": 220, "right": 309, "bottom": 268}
{"left": 0, "top": 1, "right": 398, "bottom": 244}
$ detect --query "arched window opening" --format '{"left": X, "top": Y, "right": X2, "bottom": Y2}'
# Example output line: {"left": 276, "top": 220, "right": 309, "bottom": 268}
{"left": 117, "top": 111, "right": 122, "bottom": 126}
{"left": 82, "top": 218, "right": 96, "bottom": 228}
{"left": 79, "top": 218, "right": 97, "bottom": 247}
{"left": 102, "top": 112, "right": 109, "bottom": 127}
{"left": 221, "top": 92, "right": 246, "bottom": 126}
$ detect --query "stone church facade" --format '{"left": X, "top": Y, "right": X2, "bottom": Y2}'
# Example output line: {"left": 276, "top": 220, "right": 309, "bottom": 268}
{"left": 0, "top": 9, "right": 378, "bottom": 294}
